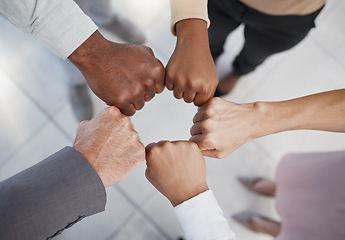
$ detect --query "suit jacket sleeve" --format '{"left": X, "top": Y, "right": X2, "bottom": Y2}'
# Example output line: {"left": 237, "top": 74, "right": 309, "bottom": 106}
{"left": 0, "top": 0, "right": 97, "bottom": 59}
{"left": 0, "top": 146, "right": 106, "bottom": 240}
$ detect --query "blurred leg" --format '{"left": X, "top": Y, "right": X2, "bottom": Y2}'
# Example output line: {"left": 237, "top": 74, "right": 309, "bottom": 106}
{"left": 88, "top": 0, "right": 145, "bottom": 44}
{"left": 88, "top": 0, "right": 112, "bottom": 26}
{"left": 208, "top": 0, "right": 243, "bottom": 61}
{"left": 232, "top": 6, "right": 323, "bottom": 76}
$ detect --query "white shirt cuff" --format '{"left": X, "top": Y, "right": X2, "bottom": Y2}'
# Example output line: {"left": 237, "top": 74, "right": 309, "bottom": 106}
{"left": 174, "top": 190, "right": 239, "bottom": 240}
{"left": 31, "top": 0, "right": 98, "bottom": 59}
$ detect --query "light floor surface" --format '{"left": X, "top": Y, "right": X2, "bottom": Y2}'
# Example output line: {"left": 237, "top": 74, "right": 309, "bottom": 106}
{"left": 0, "top": 0, "right": 345, "bottom": 239}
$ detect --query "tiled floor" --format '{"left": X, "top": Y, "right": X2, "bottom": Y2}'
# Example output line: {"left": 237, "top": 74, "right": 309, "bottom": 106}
{"left": 1, "top": 0, "right": 345, "bottom": 239}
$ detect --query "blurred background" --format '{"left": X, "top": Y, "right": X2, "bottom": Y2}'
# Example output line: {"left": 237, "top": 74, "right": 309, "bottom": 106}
{"left": 0, "top": 0, "right": 345, "bottom": 239}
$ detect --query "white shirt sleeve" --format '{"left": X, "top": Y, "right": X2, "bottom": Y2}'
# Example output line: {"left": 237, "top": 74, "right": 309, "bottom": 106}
{"left": 0, "top": 0, "right": 98, "bottom": 59}
{"left": 174, "top": 190, "right": 240, "bottom": 240}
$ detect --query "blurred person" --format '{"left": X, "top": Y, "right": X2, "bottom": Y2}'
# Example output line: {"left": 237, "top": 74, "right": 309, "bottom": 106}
{"left": 208, "top": 0, "right": 326, "bottom": 96}
{"left": 190, "top": 89, "right": 345, "bottom": 158}
{"left": 233, "top": 150, "right": 345, "bottom": 240}
{"left": 0, "top": 107, "right": 145, "bottom": 240}
{"left": 146, "top": 141, "right": 241, "bottom": 240}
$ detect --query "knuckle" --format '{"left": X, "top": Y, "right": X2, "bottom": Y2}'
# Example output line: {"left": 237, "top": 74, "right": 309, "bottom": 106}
{"left": 201, "top": 118, "right": 213, "bottom": 129}
{"left": 108, "top": 106, "right": 120, "bottom": 115}
{"left": 122, "top": 116, "right": 132, "bottom": 127}
{"left": 79, "top": 120, "right": 88, "bottom": 126}
{"left": 143, "top": 78, "right": 155, "bottom": 90}
{"left": 187, "top": 79, "right": 199, "bottom": 89}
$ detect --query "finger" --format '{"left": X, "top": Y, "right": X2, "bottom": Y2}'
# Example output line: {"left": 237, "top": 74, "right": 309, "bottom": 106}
{"left": 194, "top": 92, "right": 210, "bottom": 107}
{"left": 144, "top": 90, "right": 156, "bottom": 102}
{"left": 146, "top": 142, "right": 157, "bottom": 152}
{"left": 133, "top": 98, "right": 145, "bottom": 111}
{"left": 144, "top": 82, "right": 156, "bottom": 102}
{"left": 165, "top": 77, "right": 174, "bottom": 91}
{"left": 121, "top": 103, "right": 136, "bottom": 116}
{"left": 144, "top": 46, "right": 155, "bottom": 56}
{"left": 173, "top": 86, "right": 184, "bottom": 99}
{"left": 155, "top": 60, "right": 165, "bottom": 94}
{"left": 190, "top": 122, "right": 203, "bottom": 136}
{"left": 201, "top": 149, "right": 219, "bottom": 158}
{"left": 189, "top": 134, "right": 215, "bottom": 151}
{"left": 193, "top": 110, "right": 206, "bottom": 123}
{"left": 183, "top": 89, "right": 197, "bottom": 103}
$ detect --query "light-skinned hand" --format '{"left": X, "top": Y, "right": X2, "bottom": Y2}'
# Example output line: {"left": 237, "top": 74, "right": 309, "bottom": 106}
{"left": 190, "top": 97, "right": 262, "bottom": 159}
{"left": 74, "top": 106, "right": 145, "bottom": 188}
{"left": 145, "top": 141, "right": 209, "bottom": 207}
{"left": 69, "top": 31, "right": 165, "bottom": 116}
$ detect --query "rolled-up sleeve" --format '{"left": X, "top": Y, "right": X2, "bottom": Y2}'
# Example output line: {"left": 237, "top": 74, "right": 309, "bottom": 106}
{"left": 0, "top": 0, "right": 97, "bottom": 59}
{"left": 174, "top": 190, "right": 240, "bottom": 240}
{"left": 169, "top": 0, "right": 210, "bottom": 35}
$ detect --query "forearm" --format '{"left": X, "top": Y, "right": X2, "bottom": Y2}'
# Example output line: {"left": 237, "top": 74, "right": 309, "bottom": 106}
{"left": 0, "top": 0, "right": 97, "bottom": 59}
{"left": 0, "top": 147, "right": 106, "bottom": 240}
{"left": 253, "top": 89, "right": 345, "bottom": 138}
{"left": 175, "top": 19, "right": 209, "bottom": 45}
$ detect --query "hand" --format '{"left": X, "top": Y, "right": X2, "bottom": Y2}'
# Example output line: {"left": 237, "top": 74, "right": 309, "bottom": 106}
{"left": 145, "top": 141, "right": 208, "bottom": 207}
{"left": 74, "top": 106, "right": 145, "bottom": 187}
{"left": 190, "top": 98, "right": 263, "bottom": 159}
{"left": 69, "top": 31, "right": 165, "bottom": 116}
{"left": 165, "top": 19, "right": 218, "bottom": 106}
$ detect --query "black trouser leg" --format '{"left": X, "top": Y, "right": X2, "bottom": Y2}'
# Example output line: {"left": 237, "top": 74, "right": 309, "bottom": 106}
{"left": 232, "top": 6, "right": 323, "bottom": 76}
{"left": 208, "top": 0, "right": 243, "bottom": 61}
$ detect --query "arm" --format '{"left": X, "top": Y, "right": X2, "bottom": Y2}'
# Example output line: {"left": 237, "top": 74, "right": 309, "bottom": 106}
{"left": 0, "top": 0, "right": 165, "bottom": 116}
{"left": 166, "top": 0, "right": 218, "bottom": 106}
{"left": 190, "top": 89, "right": 345, "bottom": 158}
{"left": 0, "top": 107, "right": 145, "bottom": 239}
{"left": 145, "top": 141, "right": 239, "bottom": 240}
{"left": 0, "top": 147, "right": 106, "bottom": 240}
{"left": 0, "top": 0, "right": 97, "bottom": 59}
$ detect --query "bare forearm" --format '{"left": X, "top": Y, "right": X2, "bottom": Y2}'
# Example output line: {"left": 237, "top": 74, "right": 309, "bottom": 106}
{"left": 255, "top": 89, "right": 345, "bottom": 138}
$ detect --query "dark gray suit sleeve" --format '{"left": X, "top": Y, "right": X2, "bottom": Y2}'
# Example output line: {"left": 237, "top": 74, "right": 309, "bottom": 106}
{"left": 0, "top": 146, "right": 106, "bottom": 240}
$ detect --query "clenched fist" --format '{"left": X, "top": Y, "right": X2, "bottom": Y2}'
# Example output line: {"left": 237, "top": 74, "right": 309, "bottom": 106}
{"left": 69, "top": 31, "right": 165, "bottom": 116}
{"left": 165, "top": 19, "right": 218, "bottom": 106}
{"left": 145, "top": 141, "right": 208, "bottom": 207}
{"left": 190, "top": 97, "right": 261, "bottom": 159}
{"left": 74, "top": 106, "right": 145, "bottom": 187}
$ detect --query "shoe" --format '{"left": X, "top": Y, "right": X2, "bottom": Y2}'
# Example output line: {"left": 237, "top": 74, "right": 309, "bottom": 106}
{"left": 101, "top": 15, "right": 146, "bottom": 44}
{"left": 238, "top": 176, "right": 275, "bottom": 197}
{"left": 232, "top": 211, "right": 281, "bottom": 237}
{"left": 68, "top": 83, "right": 93, "bottom": 122}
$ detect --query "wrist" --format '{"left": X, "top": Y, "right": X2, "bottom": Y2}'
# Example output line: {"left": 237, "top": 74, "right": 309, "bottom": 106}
{"left": 175, "top": 19, "right": 209, "bottom": 45}
{"left": 69, "top": 31, "right": 110, "bottom": 70}
{"left": 170, "top": 183, "right": 209, "bottom": 207}
{"left": 73, "top": 146, "right": 110, "bottom": 188}
{"left": 251, "top": 101, "right": 298, "bottom": 139}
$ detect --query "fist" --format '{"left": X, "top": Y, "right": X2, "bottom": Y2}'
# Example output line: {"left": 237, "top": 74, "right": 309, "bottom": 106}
{"left": 70, "top": 31, "right": 165, "bottom": 116}
{"left": 190, "top": 97, "right": 258, "bottom": 159}
{"left": 145, "top": 141, "right": 208, "bottom": 206}
{"left": 74, "top": 106, "right": 145, "bottom": 187}
{"left": 165, "top": 19, "right": 218, "bottom": 106}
